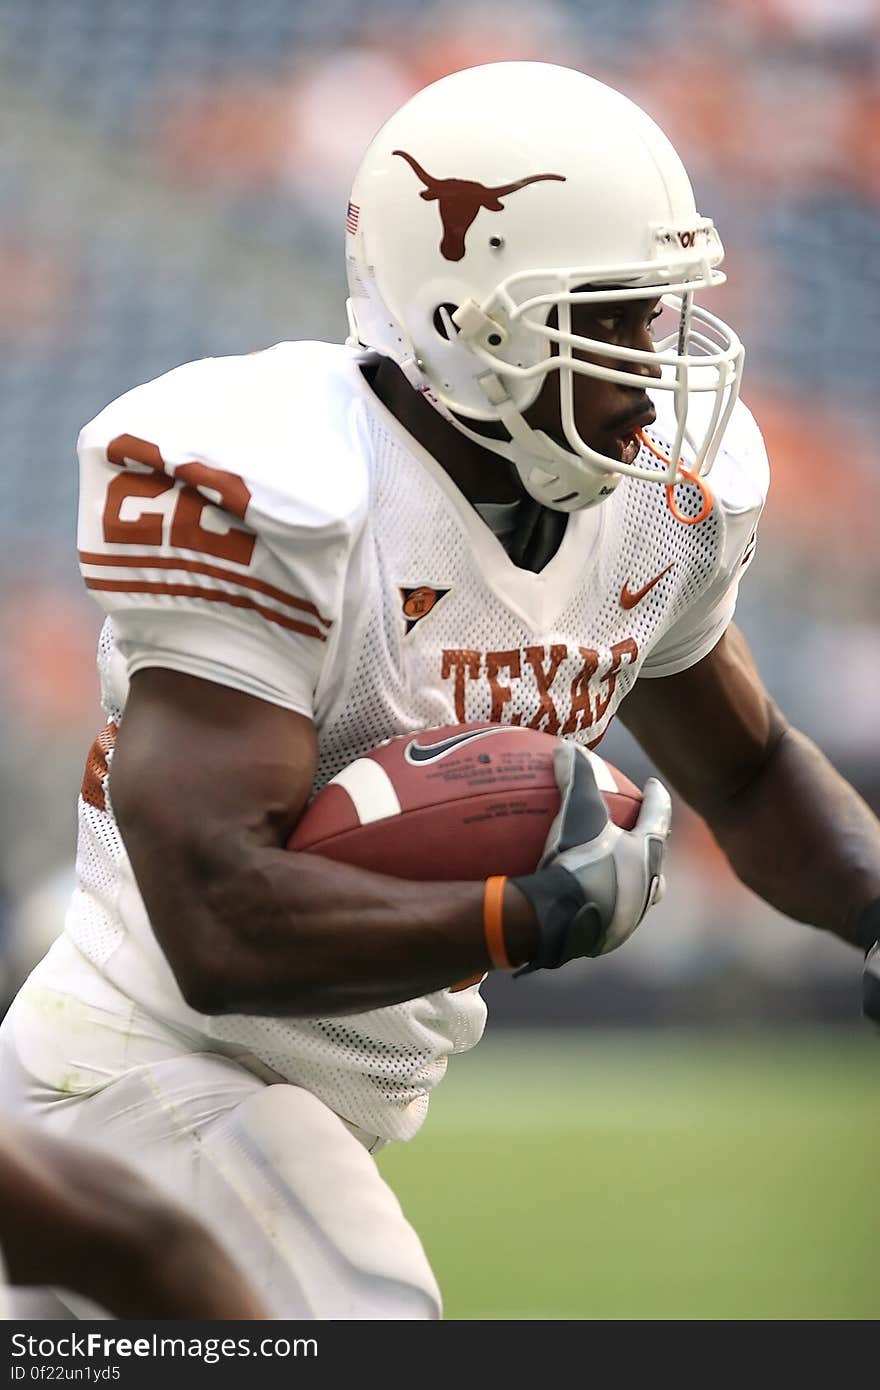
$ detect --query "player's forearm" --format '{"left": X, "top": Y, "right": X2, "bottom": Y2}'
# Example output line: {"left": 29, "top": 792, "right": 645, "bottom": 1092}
{"left": 92, "top": 1215, "right": 267, "bottom": 1320}
{"left": 26, "top": 1208, "right": 265, "bottom": 1319}
{"left": 704, "top": 726, "right": 880, "bottom": 945}
{"left": 0, "top": 1133, "right": 266, "bottom": 1319}
{"left": 0, "top": 1149, "right": 159, "bottom": 1305}
{"left": 137, "top": 839, "right": 537, "bottom": 1015}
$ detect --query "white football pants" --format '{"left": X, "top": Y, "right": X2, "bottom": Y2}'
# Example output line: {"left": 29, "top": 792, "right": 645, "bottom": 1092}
{"left": 0, "top": 938, "right": 441, "bottom": 1320}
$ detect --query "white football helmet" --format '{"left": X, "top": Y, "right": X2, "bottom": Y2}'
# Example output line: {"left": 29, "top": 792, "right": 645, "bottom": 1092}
{"left": 345, "top": 61, "right": 744, "bottom": 512}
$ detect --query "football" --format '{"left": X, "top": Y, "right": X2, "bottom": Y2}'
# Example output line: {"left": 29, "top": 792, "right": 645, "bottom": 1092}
{"left": 288, "top": 723, "right": 642, "bottom": 879}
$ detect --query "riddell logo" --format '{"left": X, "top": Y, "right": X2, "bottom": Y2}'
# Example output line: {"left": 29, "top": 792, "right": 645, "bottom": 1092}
{"left": 393, "top": 150, "right": 566, "bottom": 261}
{"left": 400, "top": 585, "right": 450, "bottom": 635}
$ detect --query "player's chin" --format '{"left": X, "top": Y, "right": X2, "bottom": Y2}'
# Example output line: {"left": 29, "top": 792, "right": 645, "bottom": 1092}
{"left": 554, "top": 426, "right": 640, "bottom": 470}
{"left": 612, "top": 431, "right": 641, "bottom": 469}
{"left": 576, "top": 432, "right": 640, "bottom": 469}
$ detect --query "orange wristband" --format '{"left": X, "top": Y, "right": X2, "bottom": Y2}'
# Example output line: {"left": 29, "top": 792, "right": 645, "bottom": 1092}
{"left": 483, "top": 875, "right": 513, "bottom": 970}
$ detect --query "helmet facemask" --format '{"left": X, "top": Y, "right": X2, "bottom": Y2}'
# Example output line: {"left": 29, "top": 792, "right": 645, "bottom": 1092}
{"left": 425, "top": 247, "right": 745, "bottom": 511}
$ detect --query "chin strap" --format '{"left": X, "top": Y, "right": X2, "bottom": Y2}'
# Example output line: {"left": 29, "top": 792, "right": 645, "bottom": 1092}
{"left": 413, "top": 370, "right": 603, "bottom": 512}
{"left": 475, "top": 370, "right": 615, "bottom": 511}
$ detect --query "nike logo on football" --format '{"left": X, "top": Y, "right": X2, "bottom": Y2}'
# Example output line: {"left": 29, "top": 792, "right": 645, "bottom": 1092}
{"left": 619, "top": 563, "right": 674, "bottom": 610}
{"left": 404, "top": 726, "right": 522, "bottom": 765}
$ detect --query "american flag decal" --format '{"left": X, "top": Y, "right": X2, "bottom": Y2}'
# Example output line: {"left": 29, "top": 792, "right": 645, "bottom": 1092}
{"left": 346, "top": 202, "right": 360, "bottom": 235}
{"left": 741, "top": 527, "right": 758, "bottom": 567}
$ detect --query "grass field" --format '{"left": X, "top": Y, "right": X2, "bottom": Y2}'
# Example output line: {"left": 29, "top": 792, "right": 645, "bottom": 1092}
{"left": 377, "top": 1029, "right": 879, "bottom": 1320}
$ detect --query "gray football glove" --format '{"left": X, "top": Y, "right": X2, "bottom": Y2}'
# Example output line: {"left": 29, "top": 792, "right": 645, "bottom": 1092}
{"left": 512, "top": 742, "right": 672, "bottom": 973}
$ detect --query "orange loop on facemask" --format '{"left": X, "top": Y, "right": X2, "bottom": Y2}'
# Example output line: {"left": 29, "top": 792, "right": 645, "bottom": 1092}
{"left": 635, "top": 430, "right": 714, "bottom": 525}
{"left": 666, "top": 470, "right": 714, "bottom": 526}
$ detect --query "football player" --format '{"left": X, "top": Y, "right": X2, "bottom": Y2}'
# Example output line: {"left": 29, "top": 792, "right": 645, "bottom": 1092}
{"left": 0, "top": 1116, "right": 266, "bottom": 1318}
{"left": 0, "top": 63, "right": 877, "bottom": 1318}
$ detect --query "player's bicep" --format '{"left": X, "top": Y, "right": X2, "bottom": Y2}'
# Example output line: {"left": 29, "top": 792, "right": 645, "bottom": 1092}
{"left": 111, "top": 668, "right": 318, "bottom": 856}
{"left": 110, "top": 669, "right": 318, "bottom": 998}
{"left": 619, "top": 624, "right": 787, "bottom": 815}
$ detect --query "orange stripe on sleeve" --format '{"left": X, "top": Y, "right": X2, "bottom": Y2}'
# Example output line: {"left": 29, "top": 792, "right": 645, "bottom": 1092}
{"left": 78, "top": 551, "right": 332, "bottom": 627}
{"left": 83, "top": 577, "right": 328, "bottom": 640}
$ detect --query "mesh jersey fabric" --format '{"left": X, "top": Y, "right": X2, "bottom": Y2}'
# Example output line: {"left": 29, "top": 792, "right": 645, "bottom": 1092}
{"left": 67, "top": 341, "right": 768, "bottom": 1141}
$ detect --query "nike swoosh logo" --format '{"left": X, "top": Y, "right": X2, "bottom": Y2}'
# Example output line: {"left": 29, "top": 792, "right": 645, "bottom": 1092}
{"left": 404, "top": 726, "right": 523, "bottom": 765}
{"left": 619, "top": 563, "right": 675, "bottom": 610}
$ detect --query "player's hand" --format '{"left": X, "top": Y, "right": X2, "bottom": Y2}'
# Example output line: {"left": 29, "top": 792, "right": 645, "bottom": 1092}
{"left": 512, "top": 742, "right": 671, "bottom": 972}
{"left": 863, "top": 941, "right": 880, "bottom": 1030}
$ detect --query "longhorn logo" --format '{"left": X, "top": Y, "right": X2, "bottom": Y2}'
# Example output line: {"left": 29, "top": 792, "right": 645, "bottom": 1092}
{"left": 393, "top": 150, "right": 566, "bottom": 261}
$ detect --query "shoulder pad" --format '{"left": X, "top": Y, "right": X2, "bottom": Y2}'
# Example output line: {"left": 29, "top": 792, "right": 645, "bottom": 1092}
{"left": 78, "top": 342, "right": 372, "bottom": 532}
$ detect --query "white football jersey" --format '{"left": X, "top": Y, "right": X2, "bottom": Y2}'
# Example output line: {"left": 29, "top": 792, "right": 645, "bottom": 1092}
{"left": 69, "top": 341, "right": 768, "bottom": 1140}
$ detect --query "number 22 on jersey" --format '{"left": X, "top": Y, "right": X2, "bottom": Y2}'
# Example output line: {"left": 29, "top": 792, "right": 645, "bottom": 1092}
{"left": 102, "top": 434, "right": 256, "bottom": 566}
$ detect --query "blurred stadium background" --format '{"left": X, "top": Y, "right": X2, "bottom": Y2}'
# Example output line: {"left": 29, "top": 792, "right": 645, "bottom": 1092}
{"left": 1, "top": 0, "right": 877, "bottom": 1318}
